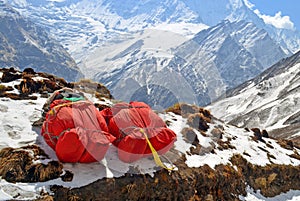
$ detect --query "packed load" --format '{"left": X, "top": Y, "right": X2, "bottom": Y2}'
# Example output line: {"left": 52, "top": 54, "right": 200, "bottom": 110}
{"left": 101, "top": 101, "right": 177, "bottom": 164}
{"left": 41, "top": 88, "right": 115, "bottom": 163}
{"left": 41, "top": 88, "right": 177, "bottom": 167}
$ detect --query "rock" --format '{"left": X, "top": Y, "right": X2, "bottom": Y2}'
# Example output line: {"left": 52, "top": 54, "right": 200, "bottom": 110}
{"left": 277, "top": 139, "right": 294, "bottom": 150}
{"left": 1, "top": 70, "right": 22, "bottom": 83}
{"left": 23, "top": 68, "right": 36, "bottom": 75}
{"left": 231, "top": 154, "right": 300, "bottom": 197}
{"left": 262, "top": 129, "right": 269, "bottom": 138}
{"left": 165, "top": 103, "right": 211, "bottom": 119}
{"left": 187, "top": 113, "right": 210, "bottom": 132}
{"left": 251, "top": 128, "right": 266, "bottom": 143}
{"left": 61, "top": 170, "right": 74, "bottom": 182}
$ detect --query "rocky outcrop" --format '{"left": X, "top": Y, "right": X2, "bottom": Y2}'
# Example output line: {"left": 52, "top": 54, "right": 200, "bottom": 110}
{"left": 0, "top": 67, "right": 112, "bottom": 102}
{"left": 1, "top": 143, "right": 298, "bottom": 200}
{"left": 44, "top": 103, "right": 300, "bottom": 200}
{"left": 50, "top": 157, "right": 245, "bottom": 201}
{"left": 231, "top": 154, "right": 300, "bottom": 197}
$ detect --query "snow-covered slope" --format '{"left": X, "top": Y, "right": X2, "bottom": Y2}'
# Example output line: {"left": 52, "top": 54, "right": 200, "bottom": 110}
{"left": 6, "top": 0, "right": 300, "bottom": 61}
{"left": 207, "top": 51, "right": 300, "bottom": 144}
{"left": 171, "top": 20, "right": 287, "bottom": 103}
{"left": 86, "top": 29, "right": 201, "bottom": 109}
{"left": 89, "top": 20, "right": 287, "bottom": 108}
{"left": 0, "top": 2, "right": 82, "bottom": 81}
{"left": 0, "top": 68, "right": 299, "bottom": 200}
{"left": 4, "top": 0, "right": 300, "bottom": 108}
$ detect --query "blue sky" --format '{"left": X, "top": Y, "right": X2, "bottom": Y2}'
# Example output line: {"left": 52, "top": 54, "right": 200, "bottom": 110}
{"left": 246, "top": 0, "right": 300, "bottom": 30}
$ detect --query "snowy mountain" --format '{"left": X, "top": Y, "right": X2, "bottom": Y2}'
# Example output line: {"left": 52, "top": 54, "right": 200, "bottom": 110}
{"left": 4, "top": 0, "right": 300, "bottom": 106}
{"left": 0, "top": 68, "right": 299, "bottom": 200}
{"left": 88, "top": 20, "right": 287, "bottom": 108}
{"left": 207, "top": 51, "right": 300, "bottom": 146}
{"left": 0, "top": 1, "right": 82, "bottom": 81}
{"left": 6, "top": 0, "right": 300, "bottom": 59}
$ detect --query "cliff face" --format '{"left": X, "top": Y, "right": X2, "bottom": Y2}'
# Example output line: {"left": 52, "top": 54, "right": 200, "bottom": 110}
{"left": 0, "top": 68, "right": 299, "bottom": 200}
{"left": 0, "top": 3, "right": 82, "bottom": 82}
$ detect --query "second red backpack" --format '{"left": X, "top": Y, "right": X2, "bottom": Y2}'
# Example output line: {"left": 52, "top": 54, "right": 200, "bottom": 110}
{"left": 101, "top": 101, "right": 177, "bottom": 163}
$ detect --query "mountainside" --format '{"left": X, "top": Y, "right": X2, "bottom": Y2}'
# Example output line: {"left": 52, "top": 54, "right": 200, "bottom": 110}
{"left": 0, "top": 1, "right": 82, "bottom": 81}
{"left": 5, "top": 0, "right": 300, "bottom": 107}
{"left": 6, "top": 0, "right": 300, "bottom": 59}
{"left": 207, "top": 51, "right": 300, "bottom": 146}
{"left": 90, "top": 20, "right": 287, "bottom": 108}
{"left": 172, "top": 20, "right": 287, "bottom": 102}
{"left": 0, "top": 68, "right": 299, "bottom": 200}
{"left": 89, "top": 29, "right": 200, "bottom": 109}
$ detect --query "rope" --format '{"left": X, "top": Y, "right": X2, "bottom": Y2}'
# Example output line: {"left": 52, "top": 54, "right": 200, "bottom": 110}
{"left": 45, "top": 101, "right": 92, "bottom": 146}
{"left": 139, "top": 128, "right": 174, "bottom": 171}
{"left": 49, "top": 100, "right": 92, "bottom": 116}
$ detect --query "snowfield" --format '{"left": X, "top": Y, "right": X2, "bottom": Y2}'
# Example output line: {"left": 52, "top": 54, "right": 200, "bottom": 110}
{"left": 207, "top": 55, "right": 300, "bottom": 142}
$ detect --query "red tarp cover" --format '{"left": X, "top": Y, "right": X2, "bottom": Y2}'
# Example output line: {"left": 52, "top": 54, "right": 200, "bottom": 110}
{"left": 101, "top": 101, "right": 177, "bottom": 163}
{"left": 41, "top": 99, "right": 115, "bottom": 163}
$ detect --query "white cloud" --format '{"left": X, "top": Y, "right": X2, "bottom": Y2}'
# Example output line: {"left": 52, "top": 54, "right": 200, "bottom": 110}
{"left": 254, "top": 10, "right": 295, "bottom": 30}
{"left": 243, "top": 0, "right": 295, "bottom": 30}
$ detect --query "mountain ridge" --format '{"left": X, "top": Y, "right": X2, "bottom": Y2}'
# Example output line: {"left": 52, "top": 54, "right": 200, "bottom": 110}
{"left": 0, "top": 1, "right": 83, "bottom": 81}
{"left": 91, "top": 20, "right": 288, "bottom": 108}
{"left": 4, "top": 0, "right": 300, "bottom": 106}
{"left": 6, "top": 0, "right": 300, "bottom": 59}
{"left": 207, "top": 50, "right": 300, "bottom": 146}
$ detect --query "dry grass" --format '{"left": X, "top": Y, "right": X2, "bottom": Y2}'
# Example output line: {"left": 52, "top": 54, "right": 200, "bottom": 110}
{"left": 0, "top": 145, "right": 63, "bottom": 183}
{"left": 166, "top": 103, "right": 212, "bottom": 120}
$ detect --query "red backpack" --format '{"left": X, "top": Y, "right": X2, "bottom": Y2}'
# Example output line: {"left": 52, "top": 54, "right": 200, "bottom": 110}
{"left": 41, "top": 89, "right": 115, "bottom": 163}
{"left": 101, "top": 101, "right": 177, "bottom": 163}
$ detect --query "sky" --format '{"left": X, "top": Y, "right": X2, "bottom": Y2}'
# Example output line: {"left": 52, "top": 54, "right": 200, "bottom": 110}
{"left": 245, "top": 0, "right": 300, "bottom": 30}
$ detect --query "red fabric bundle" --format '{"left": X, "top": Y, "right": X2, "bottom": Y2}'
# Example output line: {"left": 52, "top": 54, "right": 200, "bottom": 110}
{"left": 41, "top": 100, "right": 115, "bottom": 163}
{"left": 101, "top": 101, "right": 176, "bottom": 163}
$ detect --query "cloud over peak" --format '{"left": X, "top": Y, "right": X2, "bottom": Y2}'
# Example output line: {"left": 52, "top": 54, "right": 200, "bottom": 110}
{"left": 243, "top": 0, "right": 295, "bottom": 30}
{"left": 255, "top": 10, "right": 295, "bottom": 30}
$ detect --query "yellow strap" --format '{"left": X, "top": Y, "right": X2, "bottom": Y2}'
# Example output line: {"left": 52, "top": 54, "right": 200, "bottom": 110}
{"left": 140, "top": 129, "right": 174, "bottom": 171}
{"left": 49, "top": 101, "right": 89, "bottom": 116}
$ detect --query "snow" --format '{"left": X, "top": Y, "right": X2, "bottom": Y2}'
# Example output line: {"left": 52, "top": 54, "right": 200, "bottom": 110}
{"left": 240, "top": 186, "right": 300, "bottom": 201}
{"left": 153, "top": 22, "right": 209, "bottom": 38}
{"left": 207, "top": 63, "right": 300, "bottom": 131}
{"left": 159, "top": 112, "right": 192, "bottom": 154}
{"left": 32, "top": 76, "right": 49, "bottom": 82}
{"left": 82, "top": 28, "right": 189, "bottom": 78}
{"left": 186, "top": 122, "right": 300, "bottom": 168}
{"left": 0, "top": 96, "right": 45, "bottom": 149}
